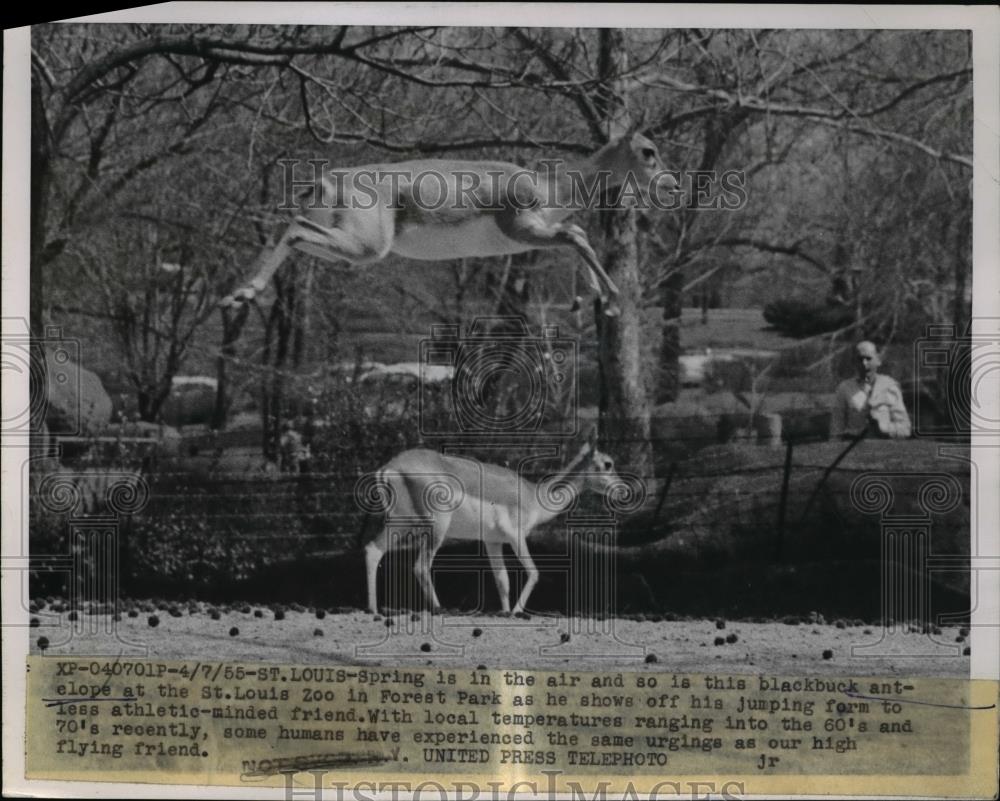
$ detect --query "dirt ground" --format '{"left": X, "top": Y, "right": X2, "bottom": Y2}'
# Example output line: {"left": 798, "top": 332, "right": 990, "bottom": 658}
{"left": 27, "top": 604, "right": 971, "bottom": 677}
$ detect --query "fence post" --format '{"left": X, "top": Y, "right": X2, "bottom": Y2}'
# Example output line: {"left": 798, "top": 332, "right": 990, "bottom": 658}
{"left": 653, "top": 461, "right": 676, "bottom": 521}
{"left": 774, "top": 436, "right": 794, "bottom": 560}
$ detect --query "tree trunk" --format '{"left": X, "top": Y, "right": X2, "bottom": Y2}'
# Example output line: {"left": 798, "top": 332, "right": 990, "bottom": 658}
{"left": 597, "top": 207, "right": 653, "bottom": 476}
{"left": 212, "top": 303, "right": 250, "bottom": 430}
{"left": 137, "top": 390, "right": 155, "bottom": 422}
{"left": 594, "top": 29, "right": 653, "bottom": 476}
{"left": 292, "top": 264, "right": 313, "bottom": 370}
{"left": 484, "top": 258, "right": 532, "bottom": 426}
{"left": 261, "top": 268, "right": 297, "bottom": 460}
{"left": 656, "top": 267, "right": 683, "bottom": 404}
{"left": 260, "top": 292, "right": 277, "bottom": 460}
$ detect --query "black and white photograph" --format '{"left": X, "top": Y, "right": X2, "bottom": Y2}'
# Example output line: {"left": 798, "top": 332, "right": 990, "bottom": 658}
{"left": 3, "top": 4, "right": 999, "bottom": 798}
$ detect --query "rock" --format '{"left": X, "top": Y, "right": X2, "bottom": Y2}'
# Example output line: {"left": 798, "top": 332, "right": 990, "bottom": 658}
{"left": 45, "top": 350, "right": 111, "bottom": 436}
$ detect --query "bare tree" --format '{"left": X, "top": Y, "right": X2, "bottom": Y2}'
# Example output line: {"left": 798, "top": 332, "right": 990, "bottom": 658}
{"left": 33, "top": 26, "right": 971, "bottom": 466}
{"left": 634, "top": 29, "right": 970, "bottom": 390}
{"left": 30, "top": 24, "right": 450, "bottom": 424}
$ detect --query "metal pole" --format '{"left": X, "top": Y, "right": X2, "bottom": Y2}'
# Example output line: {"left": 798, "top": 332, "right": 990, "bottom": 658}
{"left": 774, "top": 437, "right": 794, "bottom": 560}
{"left": 653, "top": 461, "right": 676, "bottom": 520}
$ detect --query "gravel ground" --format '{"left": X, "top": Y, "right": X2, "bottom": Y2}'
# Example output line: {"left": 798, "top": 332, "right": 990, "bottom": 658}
{"left": 26, "top": 603, "right": 971, "bottom": 677}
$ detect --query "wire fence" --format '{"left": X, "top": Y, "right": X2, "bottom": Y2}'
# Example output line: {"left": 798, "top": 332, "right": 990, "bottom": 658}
{"left": 27, "top": 416, "right": 970, "bottom": 615}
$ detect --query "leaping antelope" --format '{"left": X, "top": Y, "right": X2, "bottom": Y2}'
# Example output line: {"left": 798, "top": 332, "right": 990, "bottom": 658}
{"left": 358, "top": 436, "right": 621, "bottom": 615}
{"left": 222, "top": 129, "right": 674, "bottom": 315}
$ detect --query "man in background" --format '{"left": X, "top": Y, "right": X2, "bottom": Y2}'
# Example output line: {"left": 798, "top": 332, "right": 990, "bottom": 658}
{"left": 830, "top": 340, "right": 912, "bottom": 440}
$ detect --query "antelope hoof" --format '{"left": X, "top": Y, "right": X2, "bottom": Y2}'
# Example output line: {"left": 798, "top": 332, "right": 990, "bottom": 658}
{"left": 569, "top": 295, "right": 583, "bottom": 313}
{"left": 602, "top": 298, "right": 622, "bottom": 317}
{"left": 233, "top": 286, "right": 257, "bottom": 303}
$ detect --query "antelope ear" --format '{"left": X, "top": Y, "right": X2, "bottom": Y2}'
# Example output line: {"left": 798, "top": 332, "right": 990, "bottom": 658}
{"left": 576, "top": 426, "right": 597, "bottom": 458}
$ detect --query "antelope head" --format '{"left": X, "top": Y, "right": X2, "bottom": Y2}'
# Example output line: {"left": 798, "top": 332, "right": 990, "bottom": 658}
{"left": 575, "top": 428, "right": 622, "bottom": 495}
{"left": 602, "top": 124, "right": 678, "bottom": 201}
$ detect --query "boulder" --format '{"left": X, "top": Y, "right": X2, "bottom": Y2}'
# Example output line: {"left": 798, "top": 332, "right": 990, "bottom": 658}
{"left": 45, "top": 350, "right": 112, "bottom": 436}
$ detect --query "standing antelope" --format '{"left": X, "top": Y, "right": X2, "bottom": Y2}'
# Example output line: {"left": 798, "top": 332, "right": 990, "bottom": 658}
{"left": 222, "top": 130, "right": 674, "bottom": 315}
{"left": 359, "top": 438, "right": 621, "bottom": 615}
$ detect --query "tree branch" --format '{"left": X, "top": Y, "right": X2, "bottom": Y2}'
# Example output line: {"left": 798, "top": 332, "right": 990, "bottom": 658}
{"left": 644, "top": 72, "right": 972, "bottom": 168}
{"left": 689, "top": 236, "right": 831, "bottom": 274}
